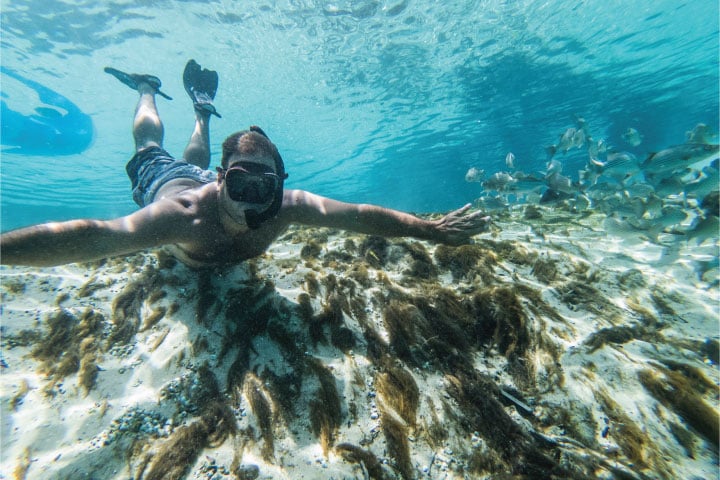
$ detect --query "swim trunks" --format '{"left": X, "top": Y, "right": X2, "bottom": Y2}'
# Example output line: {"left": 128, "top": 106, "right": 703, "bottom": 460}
{"left": 126, "top": 146, "right": 216, "bottom": 207}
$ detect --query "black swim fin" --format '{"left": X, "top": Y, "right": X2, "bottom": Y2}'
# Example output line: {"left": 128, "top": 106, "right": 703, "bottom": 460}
{"left": 104, "top": 67, "right": 173, "bottom": 100}
{"left": 183, "top": 59, "right": 221, "bottom": 118}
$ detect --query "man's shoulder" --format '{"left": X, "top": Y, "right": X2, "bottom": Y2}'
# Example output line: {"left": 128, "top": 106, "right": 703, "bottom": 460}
{"left": 281, "top": 189, "right": 315, "bottom": 205}
{"left": 278, "top": 189, "right": 314, "bottom": 221}
{"left": 146, "top": 182, "right": 217, "bottom": 219}
{"left": 156, "top": 180, "right": 217, "bottom": 203}
{"left": 133, "top": 184, "right": 220, "bottom": 237}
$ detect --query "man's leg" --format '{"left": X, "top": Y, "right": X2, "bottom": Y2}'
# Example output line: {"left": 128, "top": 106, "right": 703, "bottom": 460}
{"left": 182, "top": 110, "right": 211, "bottom": 169}
{"left": 104, "top": 67, "right": 169, "bottom": 153}
{"left": 133, "top": 83, "right": 163, "bottom": 152}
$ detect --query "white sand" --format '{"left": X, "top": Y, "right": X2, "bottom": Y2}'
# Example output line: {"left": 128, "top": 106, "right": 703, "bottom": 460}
{"left": 1, "top": 207, "right": 718, "bottom": 479}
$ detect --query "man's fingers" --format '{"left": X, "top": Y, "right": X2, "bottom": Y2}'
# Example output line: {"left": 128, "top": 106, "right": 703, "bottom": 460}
{"left": 467, "top": 215, "right": 492, "bottom": 232}
{"left": 459, "top": 212, "right": 490, "bottom": 225}
{"left": 465, "top": 210, "right": 488, "bottom": 220}
{"left": 453, "top": 203, "right": 472, "bottom": 215}
{"left": 448, "top": 215, "right": 491, "bottom": 232}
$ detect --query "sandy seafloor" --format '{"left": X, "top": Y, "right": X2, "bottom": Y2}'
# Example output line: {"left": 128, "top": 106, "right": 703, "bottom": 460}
{"left": 1, "top": 205, "right": 718, "bottom": 480}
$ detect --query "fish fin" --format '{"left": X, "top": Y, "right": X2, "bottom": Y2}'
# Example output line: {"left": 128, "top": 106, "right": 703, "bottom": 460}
{"left": 641, "top": 152, "right": 657, "bottom": 168}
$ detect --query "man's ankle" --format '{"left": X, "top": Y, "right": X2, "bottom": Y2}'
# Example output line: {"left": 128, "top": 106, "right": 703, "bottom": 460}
{"left": 137, "top": 83, "right": 157, "bottom": 95}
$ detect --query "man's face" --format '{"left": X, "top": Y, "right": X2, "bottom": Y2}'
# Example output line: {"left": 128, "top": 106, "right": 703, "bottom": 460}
{"left": 218, "top": 154, "right": 279, "bottom": 229}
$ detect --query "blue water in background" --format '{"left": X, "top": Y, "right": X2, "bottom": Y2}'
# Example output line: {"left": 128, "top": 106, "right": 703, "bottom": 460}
{"left": 1, "top": 0, "right": 718, "bottom": 231}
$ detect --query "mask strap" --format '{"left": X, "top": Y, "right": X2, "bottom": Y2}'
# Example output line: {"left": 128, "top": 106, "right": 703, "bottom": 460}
{"left": 249, "top": 125, "right": 269, "bottom": 138}
{"left": 215, "top": 166, "right": 226, "bottom": 183}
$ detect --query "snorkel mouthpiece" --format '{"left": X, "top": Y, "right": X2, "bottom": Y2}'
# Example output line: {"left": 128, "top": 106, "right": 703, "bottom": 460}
{"left": 243, "top": 176, "right": 285, "bottom": 229}
{"left": 244, "top": 208, "right": 265, "bottom": 230}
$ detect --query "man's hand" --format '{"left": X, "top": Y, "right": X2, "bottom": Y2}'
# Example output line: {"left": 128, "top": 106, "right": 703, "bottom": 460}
{"left": 432, "top": 204, "right": 491, "bottom": 245}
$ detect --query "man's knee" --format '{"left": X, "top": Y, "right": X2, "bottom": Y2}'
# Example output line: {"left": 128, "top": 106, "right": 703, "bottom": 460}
{"left": 135, "top": 140, "right": 162, "bottom": 153}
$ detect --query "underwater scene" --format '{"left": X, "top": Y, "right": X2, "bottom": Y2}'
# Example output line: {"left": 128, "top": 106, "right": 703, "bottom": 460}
{"left": 1, "top": 1, "right": 718, "bottom": 479}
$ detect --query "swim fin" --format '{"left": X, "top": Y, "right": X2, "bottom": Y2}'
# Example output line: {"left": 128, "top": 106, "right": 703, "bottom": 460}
{"left": 183, "top": 59, "right": 221, "bottom": 118}
{"left": 104, "top": 67, "right": 173, "bottom": 100}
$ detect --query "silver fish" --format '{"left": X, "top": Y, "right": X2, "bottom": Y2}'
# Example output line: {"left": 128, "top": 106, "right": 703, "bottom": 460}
{"left": 685, "top": 123, "right": 715, "bottom": 144}
{"left": 587, "top": 142, "right": 599, "bottom": 159}
{"left": 545, "top": 159, "right": 563, "bottom": 176}
{"left": 584, "top": 183, "right": 615, "bottom": 202}
{"left": 544, "top": 172, "right": 577, "bottom": 194}
{"left": 507, "top": 172, "right": 545, "bottom": 195}
{"left": 623, "top": 182, "right": 655, "bottom": 199}
{"left": 590, "top": 151, "right": 640, "bottom": 184}
{"left": 574, "top": 115, "right": 588, "bottom": 129}
{"left": 505, "top": 152, "right": 516, "bottom": 170}
{"left": 475, "top": 194, "right": 509, "bottom": 211}
{"left": 572, "top": 128, "right": 587, "bottom": 149}
{"left": 655, "top": 206, "right": 689, "bottom": 229}
{"left": 641, "top": 194, "right": 664, "bottom": 219}
{"left": 621, "top": 127, "right": 643, "bottom": 147}
{"left": 642, "top": 143, "right": 720, "bottom": 177}
{"left": 557, "top": 127, "right": 578, "bottom": 153}
{"left": 610, "top": 195, "right": 646, "bottom": 219}
{"left": 587, "top": 138, "right": 607, "bottom": 160}
{"left": 683, "top": 165, "right": 719, "bottom": 198}
{"left": 571, "top": 194, "right": 591, "bottom": 211}
{"left": 482, "top": 172, "right": 517, "bottom": 191}
{"left": 539, "top": 188, "right": 573, "bottom": 204}
{"left": 578, "top": 169, "right": 597, "bottom": 187}
{"left": 465, "top": 167, "right": 485, "bottom": 183}
{"left": 652, "top": 176, "right": 685, "bottom": 197}
{"left": 546, "top": 126, "right": 582, "bottom": 160}
{"left": 558, "top": 127, "right": 577, "bottom": 152}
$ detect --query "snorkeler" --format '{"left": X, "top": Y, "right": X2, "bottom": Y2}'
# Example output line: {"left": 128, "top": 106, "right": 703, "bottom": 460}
{"left": 0, "top": 60, "right": 491, "bottom": 268}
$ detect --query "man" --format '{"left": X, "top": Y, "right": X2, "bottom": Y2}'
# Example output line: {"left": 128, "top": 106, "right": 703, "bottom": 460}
{"left": 1, "top": 60, "right": 491, "bottom": 268}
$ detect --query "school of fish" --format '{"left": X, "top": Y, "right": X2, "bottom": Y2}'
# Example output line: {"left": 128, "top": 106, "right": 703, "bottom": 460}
{"left": 466, "top": 121, "right": 719, "bottom": 250}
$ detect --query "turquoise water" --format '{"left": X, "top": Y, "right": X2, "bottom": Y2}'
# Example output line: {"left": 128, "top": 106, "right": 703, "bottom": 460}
{"left": 1, "top": 0, "right": 718, "bottom": 230}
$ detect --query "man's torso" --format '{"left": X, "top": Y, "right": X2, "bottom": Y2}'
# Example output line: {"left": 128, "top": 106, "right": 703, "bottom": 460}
{"left": 155, "top": 179, "right": 290, "bottom": 267}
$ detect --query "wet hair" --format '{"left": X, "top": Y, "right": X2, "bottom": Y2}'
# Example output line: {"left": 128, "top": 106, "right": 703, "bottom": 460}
{"left": 220, "top": 126, "right": 288, "bottom": 229}
{"left": 221, "top": 126, "right": 284, "bottom": 172}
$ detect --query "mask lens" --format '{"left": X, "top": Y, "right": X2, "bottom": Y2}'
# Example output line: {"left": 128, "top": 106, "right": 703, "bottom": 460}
{"left": 225, "top": 169, "right": 278, "bottom": 204}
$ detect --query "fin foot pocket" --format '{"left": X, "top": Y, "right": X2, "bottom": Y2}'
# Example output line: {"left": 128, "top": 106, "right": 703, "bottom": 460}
{"left": 103, "top": 67, "right": 172, "bottom": 100}
{"left": 183, "top": 59, "right": 221, "bottom": 118}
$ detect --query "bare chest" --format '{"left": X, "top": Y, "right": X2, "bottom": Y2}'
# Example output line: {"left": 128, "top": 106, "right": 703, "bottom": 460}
{"left": 174, "top": 219, "right": 288, "bottom": 266}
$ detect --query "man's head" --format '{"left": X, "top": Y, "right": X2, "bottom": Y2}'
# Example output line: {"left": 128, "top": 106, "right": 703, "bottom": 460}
{"left": 221, "top": 126, "right": 284, "bottom": 171}
{"left": 218, "top": 126, "right": 288, "bottom": 229}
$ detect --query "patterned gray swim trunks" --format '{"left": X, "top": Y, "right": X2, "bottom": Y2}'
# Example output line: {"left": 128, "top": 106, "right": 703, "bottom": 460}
{"left": 126, "top": 146, "right": 215, "bottom": 207}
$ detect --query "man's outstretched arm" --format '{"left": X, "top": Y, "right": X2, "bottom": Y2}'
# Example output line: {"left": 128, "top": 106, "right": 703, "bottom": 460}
{"left": 1, "top": 200, "right": 193, "bottom": 267}
{"left": 281, "top": 190, "right": 491, "bottom": 245}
